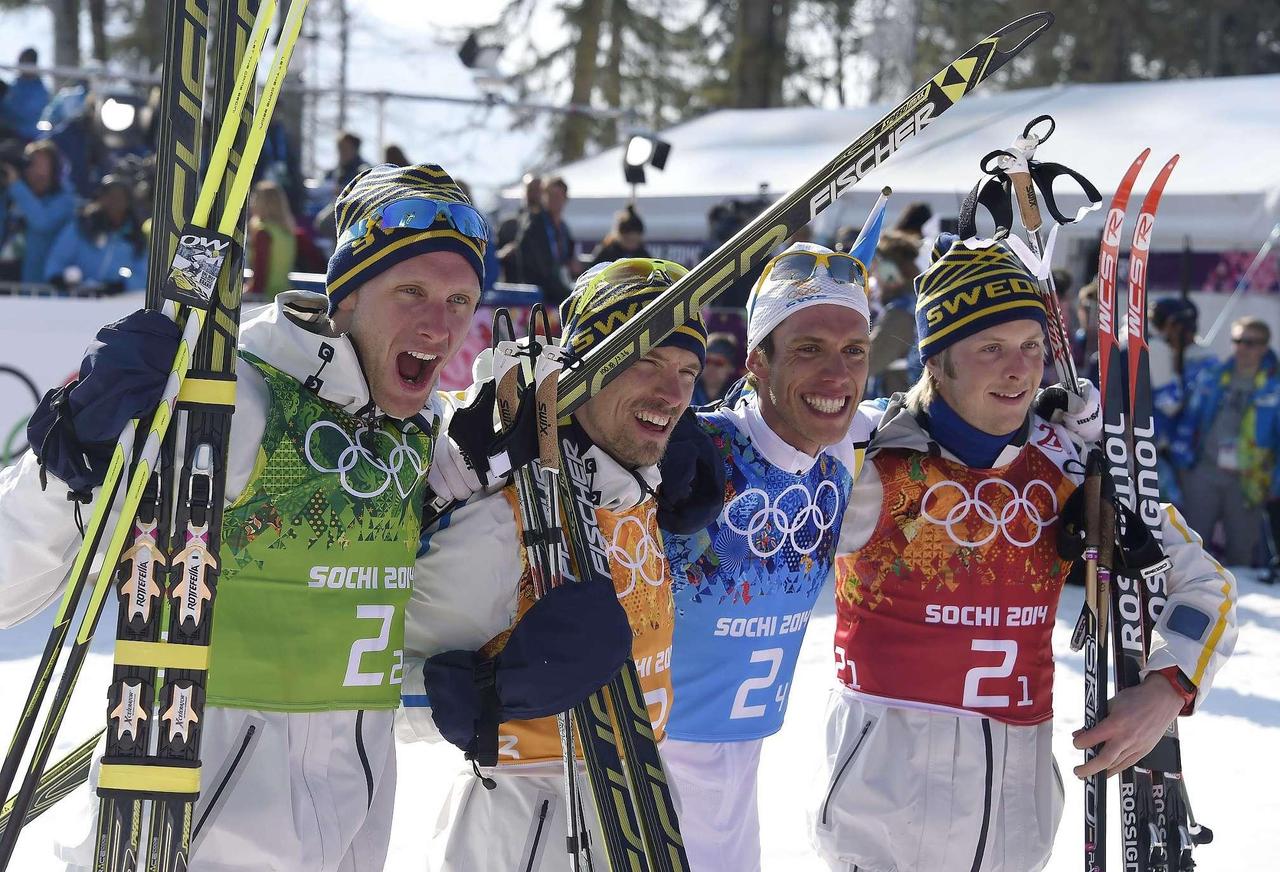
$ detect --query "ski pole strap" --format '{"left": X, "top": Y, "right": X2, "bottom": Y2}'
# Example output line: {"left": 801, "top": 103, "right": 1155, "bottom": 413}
{"left": 959, "top": 159, "right": 1101, "bottom": 240}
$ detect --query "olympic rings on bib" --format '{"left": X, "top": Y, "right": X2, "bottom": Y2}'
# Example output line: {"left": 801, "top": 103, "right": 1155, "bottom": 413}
{"left": 724, "top": 480, "right": 840, "bottom": 558}
{"left": 608, "top": 507, "right": 668, "bottom": 598}
{"left": 304, "top": 420, "right": 426, "bottom": 500}
{"left": 920, "top": 478, "right": 1058, "bottom": 548}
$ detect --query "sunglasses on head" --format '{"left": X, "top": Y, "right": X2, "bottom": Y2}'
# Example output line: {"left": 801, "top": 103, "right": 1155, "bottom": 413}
{"left": 339, "top": 197, "right": 488, "bottom": 249}
{"left": 761, "top": 250, "right": 866, "bottom": 286}
{"left": 1232, "top": 336, "right": 1267, "bottom": 347}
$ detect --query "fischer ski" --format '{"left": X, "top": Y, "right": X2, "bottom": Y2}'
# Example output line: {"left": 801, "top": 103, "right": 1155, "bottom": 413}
{"left": 554, "top": 12, "right": 1055, "bottom": 416}
{"left": 0, "top": 730, "right": 104, "bottom": 840}
{"left": 0, "top": 0, "right": 309, "bottom": 866}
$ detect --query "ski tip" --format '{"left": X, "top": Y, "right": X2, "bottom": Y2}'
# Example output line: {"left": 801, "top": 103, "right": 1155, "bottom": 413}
{"left": 994, "top": 11, "right": 1055, "bottom": 54}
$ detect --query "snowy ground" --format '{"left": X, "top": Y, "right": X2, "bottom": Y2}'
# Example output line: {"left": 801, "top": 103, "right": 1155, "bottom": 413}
{"left": 2, "top": 571, "right": 1276, "bottom": 870}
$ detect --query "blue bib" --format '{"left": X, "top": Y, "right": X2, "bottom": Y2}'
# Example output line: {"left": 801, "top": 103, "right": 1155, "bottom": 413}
{"left": 664, "top": 409, "right": 854, "bottom": 741}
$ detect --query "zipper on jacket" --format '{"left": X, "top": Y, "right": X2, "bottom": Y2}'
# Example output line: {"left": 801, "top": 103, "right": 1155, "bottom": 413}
{"left": 821, "top": 716, "right": 875, "bottom": 825}
{"left": 193, "top": 721, "right": 259, "bottom": 841}
{"left": 355, "top": 710, "right": 374, "bottom": 809}
{"left": 968, "top": 719, "right": 995, "bottom": 872}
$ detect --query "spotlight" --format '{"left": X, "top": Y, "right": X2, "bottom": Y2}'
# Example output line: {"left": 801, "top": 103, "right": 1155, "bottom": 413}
{"left": 99, "top": 97, "right": 137, "bottom": 133}
{"left": 621, "top": 133, "right": 672, "bottom": 194}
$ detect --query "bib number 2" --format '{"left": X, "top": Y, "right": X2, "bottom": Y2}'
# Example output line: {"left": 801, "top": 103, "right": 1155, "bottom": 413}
{"left": 730, "top": 648, "right": 787, "bottom": 719}
{"left": 962, "top": 639, "right": 1032, "bottom": 709}
{"left": 343, "top": 604, "right": 404, "bottom": 687}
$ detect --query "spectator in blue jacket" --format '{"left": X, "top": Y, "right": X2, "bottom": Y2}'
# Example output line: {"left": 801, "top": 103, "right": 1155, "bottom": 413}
{"left": 45, "top": 175, "right": 147, "bottom": 293}
{"left": 1171, "top": 315, "right": 1280, "bottom": 567}
{"left": 0, "top": 48, "right": 50, "bottom": 142}
{"left": 1, "top": 139, "right": 76, "bottom": 283}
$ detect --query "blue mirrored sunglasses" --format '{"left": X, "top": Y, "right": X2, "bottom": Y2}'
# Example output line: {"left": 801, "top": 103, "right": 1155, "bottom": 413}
{"left": 339, "top": 198, "right": 488, "bottom": 248}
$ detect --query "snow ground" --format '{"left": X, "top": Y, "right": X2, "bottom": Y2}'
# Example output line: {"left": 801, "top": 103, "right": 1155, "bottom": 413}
{"left": 1, "top": 572, "right": 1276, "bottom": 870}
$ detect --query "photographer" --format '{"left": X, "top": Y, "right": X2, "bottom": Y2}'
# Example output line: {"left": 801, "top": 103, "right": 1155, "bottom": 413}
{"left": 44, "top": 173, "right": 146, "bottom": 294}
{"left": 0, "top": 139, "right": 76, "bottom": 283}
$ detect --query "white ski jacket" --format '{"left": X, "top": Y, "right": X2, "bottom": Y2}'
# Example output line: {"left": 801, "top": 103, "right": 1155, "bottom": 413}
{"left": 0, "top": 291, "right": 439, "bottom": 872}
{"left": 810, "top": 397, "right": 1238, "bottom": 872}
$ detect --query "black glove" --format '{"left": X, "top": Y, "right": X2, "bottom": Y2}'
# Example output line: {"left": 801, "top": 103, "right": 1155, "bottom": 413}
{"left": 27, "top": 309, "right": 180, "bottom": 496}
{"left": 424, "top": 577, "right": 633, "bottom": 766}
{"left": 657, "top": 409, "right": 726, "bottom": 534}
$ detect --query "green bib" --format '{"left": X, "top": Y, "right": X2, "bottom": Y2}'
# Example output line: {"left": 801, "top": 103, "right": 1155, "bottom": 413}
{"left": 207, "top": 352, "right": 435, "bottom": 711}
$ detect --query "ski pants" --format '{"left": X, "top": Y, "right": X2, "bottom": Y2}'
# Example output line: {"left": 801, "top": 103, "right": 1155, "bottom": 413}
{"left": 660, "top": 737, "right": 764, "bottom": 872}
{"left": 431, "top": 758, "right": 685, "bottom": 872}
{"left": 55, "top": 707, "right": 397, "bottom": 872}
{"left": 808, "top": 690, "right": 1064, "bottom": 872}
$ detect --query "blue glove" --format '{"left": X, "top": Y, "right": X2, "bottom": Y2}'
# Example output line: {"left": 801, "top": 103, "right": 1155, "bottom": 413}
{"left": 27, "top": 309, "right": 180, "bottom": 496}
{"left": 424, "top": 577, "right": 632, "bottom": 766}
{"left": 657, "top": 409, "right": 726, "bottom": 534}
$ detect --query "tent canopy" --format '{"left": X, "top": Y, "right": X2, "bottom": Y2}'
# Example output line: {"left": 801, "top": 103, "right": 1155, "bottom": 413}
{"left": 510, "top": 75, "right": 1280, "bottom": 252}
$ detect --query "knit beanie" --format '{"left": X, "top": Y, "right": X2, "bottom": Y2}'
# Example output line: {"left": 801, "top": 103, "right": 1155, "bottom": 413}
{"left": 326, "top": 163, "right": 487, "bottom": 312}
{"left": 914, "top": 233, "right": 1047, "bottom": 362}
{"left": 560, "top": 259, "right": 707, "bottom": 366}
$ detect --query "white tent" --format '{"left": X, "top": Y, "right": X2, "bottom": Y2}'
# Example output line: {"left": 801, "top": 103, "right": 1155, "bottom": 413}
{"left": 510, "top": 74, "right": 1280, "bottom": 257}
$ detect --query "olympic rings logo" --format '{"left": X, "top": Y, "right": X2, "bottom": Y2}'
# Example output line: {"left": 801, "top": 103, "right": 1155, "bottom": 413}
{"left": 724, "top": 480, "right": 840, "bottom": 559}
{"left": 608, "top": 507, "right": 667, "bottom": 598}
{"left": 920, "top": 478, "right": 1058, "bottom": 548}
{"left": 304, "top": 420, "right": 425, "bottom": 500}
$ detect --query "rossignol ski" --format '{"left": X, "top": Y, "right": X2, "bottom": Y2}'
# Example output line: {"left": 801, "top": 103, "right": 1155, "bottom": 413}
{"left": 1083, "top": 147, "right": 1150, "bottom": 872}
{"left": 1116, "top": 154, "right": 1212, "bottom": 872}
{"left": 0, "top": 0, "right": 309, "bottom": 866}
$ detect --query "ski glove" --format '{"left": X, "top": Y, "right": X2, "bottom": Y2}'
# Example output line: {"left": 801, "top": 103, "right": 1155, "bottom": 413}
{"left": 28, "top": 309, "right": 181, "bottom": 496}
{"left": 424, "top": 577, "right": 633, "bottom": 767}
{"left": 1034, "top": 378, "right": 1101, "bottom": 445}
{"left": 657, "top": 409, "right": 727, "bottom": 535}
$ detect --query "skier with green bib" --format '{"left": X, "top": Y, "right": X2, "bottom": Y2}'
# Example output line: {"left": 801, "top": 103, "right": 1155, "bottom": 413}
{"left": 0, "top": 163, "right": 623, "bottom": 871}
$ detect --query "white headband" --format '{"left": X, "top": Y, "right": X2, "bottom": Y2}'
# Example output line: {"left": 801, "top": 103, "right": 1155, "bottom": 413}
{"left": 745, "top": 242, "right": 872, "bottom": 354}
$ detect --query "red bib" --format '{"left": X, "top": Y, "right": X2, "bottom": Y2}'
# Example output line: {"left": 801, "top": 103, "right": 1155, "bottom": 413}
{"left": 834, "top": 444, "right": 1075, "bottom": 725}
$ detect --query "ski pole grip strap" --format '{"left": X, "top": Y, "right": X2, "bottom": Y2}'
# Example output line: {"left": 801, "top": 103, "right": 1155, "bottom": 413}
{"left": 1030, "top": 161, "right": 1103, "bottom": 226}
{"left": 958, "top": 175, "right": 1014, "bottom": 240}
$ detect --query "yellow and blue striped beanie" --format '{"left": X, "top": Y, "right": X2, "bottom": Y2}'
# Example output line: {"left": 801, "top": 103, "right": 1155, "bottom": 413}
{"left": 560, "top": 260, "right": 707, "bottom": 366}
{"left": 914, "top": 233, "right": 1047, "bottom": 361}
{"left": 326, "top": 163, "right": 487, "bottom": 312}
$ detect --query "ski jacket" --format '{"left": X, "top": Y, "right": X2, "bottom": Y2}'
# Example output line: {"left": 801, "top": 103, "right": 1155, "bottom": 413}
{"left": 0, "top": 76, "right": 50, "bottom": 141}
{"left": 835, "top": 395, "right": 1236, "bottom": 716}
{"left": 44, "top": 217, "right": 148, "bottom": 291}
{"left": 0, "top": 291, "right": 440, "bottom": 871}
{"left": 3, "top": 177, "right": 75, "bottom": 283}
{"left": 663, "top": 394, "right": 865, "bottom": 742}
{"left": 1170, "top": 350, "right": 1280, "bottom": 505}
{"left": 399, "top": 412, "right": 674, "bottom": 771}
{"left": 1148, "top": 335, "right": 1213, "bottom": 448}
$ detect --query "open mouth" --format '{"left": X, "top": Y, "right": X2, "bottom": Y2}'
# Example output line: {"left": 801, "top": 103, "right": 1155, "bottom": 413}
{"left": 395, "top": 350, "right": 439, "bottom": 391}
{"left": 802, "top": 394, "right": 849, "bottom": 416}
{"left": 634, "top": 408, "right": 673, "bottom": 434}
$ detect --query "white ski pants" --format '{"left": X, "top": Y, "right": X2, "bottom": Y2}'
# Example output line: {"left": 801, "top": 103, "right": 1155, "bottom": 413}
{"left": 808, "top": 690, "right": 1064, "bottom": 872}
{"left": 55, "top": 707, "right": 397, "bottom": 872}
{"left": 660, "top": 737, "right": 764, "bottom": 872}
